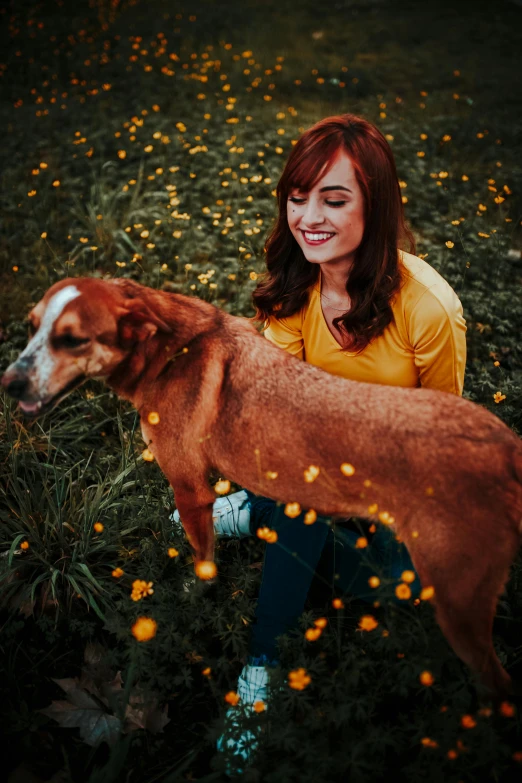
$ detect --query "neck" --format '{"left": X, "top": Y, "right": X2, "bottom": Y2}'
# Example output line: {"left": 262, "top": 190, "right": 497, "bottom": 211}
{"left": 319, "top": 264, "right": 352, "bottom": 303}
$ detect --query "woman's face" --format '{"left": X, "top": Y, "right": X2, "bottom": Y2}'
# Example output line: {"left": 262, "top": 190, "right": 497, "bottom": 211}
{"left": 286, "top": 148, "right": 365, "bottom": 272}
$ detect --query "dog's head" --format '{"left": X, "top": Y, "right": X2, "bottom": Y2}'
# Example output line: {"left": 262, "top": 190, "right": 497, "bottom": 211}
{"left": 0, "top": 277, "right": 172, "bottom": 418}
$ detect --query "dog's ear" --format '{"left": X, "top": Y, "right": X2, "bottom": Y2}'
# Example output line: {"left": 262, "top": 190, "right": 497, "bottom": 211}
{"left": 116, "top": 299, "right": 172, "bottom": 347}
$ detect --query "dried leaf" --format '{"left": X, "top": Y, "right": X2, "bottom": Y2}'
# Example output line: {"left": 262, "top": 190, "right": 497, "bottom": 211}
{"left": 39, "top": 649, "right": 169, "bottom": 746}
{"left": 124, "top": 694, "right": 170, "bottom": 734}
{"left": 38, "top": 699, "right": 121, "bottom": 747}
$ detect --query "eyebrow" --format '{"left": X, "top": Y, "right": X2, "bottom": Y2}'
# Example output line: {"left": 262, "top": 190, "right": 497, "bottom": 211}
{"left": 292, "top": 185, "right": 352, "bottom": 194}
{"left": 319, "top": 185, "right": 352, "bottom": 193}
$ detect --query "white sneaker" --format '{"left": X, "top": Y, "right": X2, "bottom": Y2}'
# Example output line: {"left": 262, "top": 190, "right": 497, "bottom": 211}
{"left": 170, "top": 489, "right": 252, "bottom": 539}
{"left": 216, "top": 664, "right": 272, "bottom": 775}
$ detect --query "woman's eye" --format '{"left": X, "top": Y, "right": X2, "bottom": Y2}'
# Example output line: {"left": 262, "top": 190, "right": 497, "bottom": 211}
{"left": 288, "top": 197, "right": 346, "bottom": 207}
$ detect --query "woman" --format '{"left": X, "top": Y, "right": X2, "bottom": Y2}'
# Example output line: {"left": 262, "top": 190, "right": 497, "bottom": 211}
{"left": 175, "top": 113, "right": 467, "bottom": 770}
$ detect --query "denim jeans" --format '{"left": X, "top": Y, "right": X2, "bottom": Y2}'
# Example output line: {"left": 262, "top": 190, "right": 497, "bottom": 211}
{"left": 244, "top": 491, "right": 421, "bottom": 661}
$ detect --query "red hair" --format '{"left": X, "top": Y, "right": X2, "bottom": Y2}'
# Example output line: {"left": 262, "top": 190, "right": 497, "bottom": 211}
{"left": 252, "top": 114, "right": 416, "bottom": 352}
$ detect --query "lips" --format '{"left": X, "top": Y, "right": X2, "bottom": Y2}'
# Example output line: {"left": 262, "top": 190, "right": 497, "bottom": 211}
{"left": 18, "top": 374, "right": 87, "bottom": 418}
{"left": 300, "top": 230, "right": 335, "bottom": 246}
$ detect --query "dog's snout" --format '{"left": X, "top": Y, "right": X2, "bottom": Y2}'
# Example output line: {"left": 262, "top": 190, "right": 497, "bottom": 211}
{"left": 1, "top": 370, "right": 29, "bottom": 400}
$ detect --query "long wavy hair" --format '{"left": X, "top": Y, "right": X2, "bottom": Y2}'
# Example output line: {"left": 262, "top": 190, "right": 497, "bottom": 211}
{"left": 252, "top": 114, "right": 416, "bottom": 352}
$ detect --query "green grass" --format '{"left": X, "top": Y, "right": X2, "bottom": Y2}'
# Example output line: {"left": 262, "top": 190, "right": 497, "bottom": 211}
{"left": 1, "top": 0, "right": 522, "bottom": 780}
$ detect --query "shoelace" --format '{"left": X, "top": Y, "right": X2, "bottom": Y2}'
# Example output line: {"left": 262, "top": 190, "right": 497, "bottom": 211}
{"left": 215, "top": 495, "right": 250, "bottom": 537}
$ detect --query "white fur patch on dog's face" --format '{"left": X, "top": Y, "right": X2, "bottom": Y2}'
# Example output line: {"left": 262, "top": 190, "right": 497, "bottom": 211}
{"left": 18, "top": 285, "right": 82, "bottom": 394}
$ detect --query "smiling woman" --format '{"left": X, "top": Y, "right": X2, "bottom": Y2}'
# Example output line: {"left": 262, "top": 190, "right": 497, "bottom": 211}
{"left": 216, "top": 113, "right": 467, "bottom": 770}
{"left": 253, "top": 113, "right": 416, "bottom": 354}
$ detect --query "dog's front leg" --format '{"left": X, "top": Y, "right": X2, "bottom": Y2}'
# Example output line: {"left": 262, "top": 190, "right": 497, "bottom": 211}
{"left": 172, "top": 481, "right": 216, "bottom": 576}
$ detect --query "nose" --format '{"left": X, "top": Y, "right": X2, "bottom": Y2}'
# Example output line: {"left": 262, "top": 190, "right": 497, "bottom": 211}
{"left": 1, "top": 368, "right": 29, "bottom": 399}
{"left": 301, "top": 198, "right": 325, "bottom": 228}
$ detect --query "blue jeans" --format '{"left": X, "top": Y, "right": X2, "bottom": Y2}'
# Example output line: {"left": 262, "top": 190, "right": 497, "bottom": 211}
{"left": 244, "top": 491, "right": 421, "bottom": 662}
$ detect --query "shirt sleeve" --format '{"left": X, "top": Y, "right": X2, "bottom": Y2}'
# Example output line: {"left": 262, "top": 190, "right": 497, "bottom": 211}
{"left": 408, "top": 287, "right": 467, "bottom": 395}
{"left": 263, "top": 312, "right": 305, "bottom": 361}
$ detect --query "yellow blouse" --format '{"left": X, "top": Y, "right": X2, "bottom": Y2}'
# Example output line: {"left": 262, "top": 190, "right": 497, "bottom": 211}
{"left": 263, "top": 250, "right": 467, "bottom": 395}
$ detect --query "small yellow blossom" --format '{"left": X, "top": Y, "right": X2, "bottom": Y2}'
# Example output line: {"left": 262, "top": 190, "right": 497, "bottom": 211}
{"left": 305, "top": 627, "right": 322, "bottom": 641}
{"left": 147, "top": 411, "right": 160, "bottom": 425}
{"left": 358, "top": 615, "right": 378, "bottom": 632}
{"left": 112, "top": 567, "right": 124, "bottom": 578}
{"left": 395, "top": 583, "right": 412, "bottom": 600}
{"left": 131, "top": 616, "right": 157, "bottom": 642}
{"left": 214, "top": 479, "right": 231, "bottom": 495}
{"left": 284, "top": 502, "right": 301, "bottom": 518}
{"left": 288, "top": 667, "right": 311, "bottom": 690}
{"left": 304, "top": 509, "right": 317, "bottom": 525}
{"left": 401, "top": 570, "right": 416, "bottom": 583}
{"left": 368, "top": 576, "right": 380, "bottom": 588}
{"left": 378, "top": 511, "right": 394, "bottom": 525}
{"left": 257, "top": 526, "right": 279, "bottom": 543}
{"left": 253, "top": 700, "right": 266, "bottom": 713}
{"left": 445, "top": 241, "right": 454, "bottom": 248}
{"left": 195, "top": 561, "right": 217, "bottom": 580}
{"left": 355, "top": 537, "right": 368, "bottom": 549}
{"left": 20, "top": 540, "right": 30, "bottom": 550}
{"left": 420, "top": 586, "right": 435, "bottom": 600}
{"left": 225, "top": 691, "right": 240, "bottom": 706}
{"left": 340, "top": 463, "right": 355, "bottom": 476}
{"left": 332, "top": 598, "right": 344, "bottom": 609}
{"left": 420, "top": 671, "right": 434, "bottom": 687}
{"left": 167, "top": 547, "right": 179, "bottom": 558}
{"left": 304, "top": 465, "right": 320, "bottom": 483}
{"left": 131, "top": 579, "right": 154, "bottom": 601}
{"left": 93, "top": 522, "right": 104, "bottom": 533}
{"left": 461, "top": 715, "right": 477, "bottom": 729}
{"left": 142, "top": 448, "right": 154, "bottom": 462}
{"left": 499, "top": 701, "right": 516, "bottom": 718}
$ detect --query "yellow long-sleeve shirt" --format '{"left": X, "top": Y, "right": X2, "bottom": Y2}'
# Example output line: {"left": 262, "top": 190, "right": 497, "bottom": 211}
{"left": 263, "top": 250, "right": 467, "bottom": 395}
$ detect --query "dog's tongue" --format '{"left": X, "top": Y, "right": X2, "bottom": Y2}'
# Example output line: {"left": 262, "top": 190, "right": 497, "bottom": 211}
{"left": 19, "top": 400, "right": 43, "bottom": 414}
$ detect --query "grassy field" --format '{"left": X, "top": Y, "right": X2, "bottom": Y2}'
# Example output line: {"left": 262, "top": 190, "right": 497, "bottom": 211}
{"left": 1, "top": 0, "right": 522, "bottom": 780}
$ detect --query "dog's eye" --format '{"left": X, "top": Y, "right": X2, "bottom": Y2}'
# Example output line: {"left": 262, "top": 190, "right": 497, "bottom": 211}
{"left": 56, "top": 334, "right": 90, "bottom": 349}
{"left": 28, "top": 322, "right": 37, "bottom": 337}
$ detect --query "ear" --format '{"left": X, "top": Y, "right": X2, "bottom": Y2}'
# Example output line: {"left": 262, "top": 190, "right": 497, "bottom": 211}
{"left": 116, "top": 300, "right": 173, "bottom": 347}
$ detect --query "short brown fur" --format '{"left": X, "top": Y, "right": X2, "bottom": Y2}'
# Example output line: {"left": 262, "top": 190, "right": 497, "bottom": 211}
{"left": 2, "top": 276, "right": 522, "bottom": 702}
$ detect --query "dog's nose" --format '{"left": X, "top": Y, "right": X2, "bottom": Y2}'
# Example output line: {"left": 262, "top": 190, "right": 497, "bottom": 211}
{"left": 6, "top": 378, "right": 29, "bottom": 399}
{"left": 1, "top": 370, "right": 29, "bottom": 399}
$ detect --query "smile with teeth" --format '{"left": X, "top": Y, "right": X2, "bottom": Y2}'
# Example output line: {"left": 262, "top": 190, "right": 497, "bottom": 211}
{"left": 302, "top": 231, "right": 335, "bottom": 242}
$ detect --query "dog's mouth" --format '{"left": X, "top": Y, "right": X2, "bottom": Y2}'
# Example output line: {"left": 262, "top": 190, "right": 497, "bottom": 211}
{"left": 18, "top": 374, "right": 87, "bottom": 418}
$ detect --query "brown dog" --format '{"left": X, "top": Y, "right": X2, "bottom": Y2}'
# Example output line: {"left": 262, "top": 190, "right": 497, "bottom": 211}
{"left": 2, "top": 276, "right": 522, "bottom": 701}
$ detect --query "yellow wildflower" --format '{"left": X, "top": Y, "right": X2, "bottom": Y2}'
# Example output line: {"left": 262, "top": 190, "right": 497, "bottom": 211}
{"left": 131, "top": 616, "right": 157, "bottom": 642}
{"left": 358, "top": 615, "right": 378, "bottom": 632}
